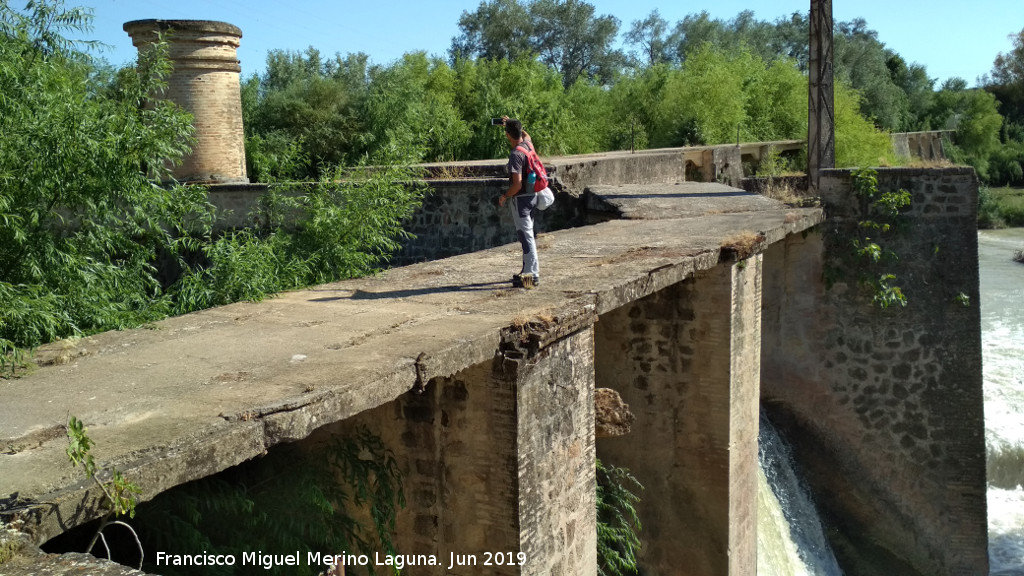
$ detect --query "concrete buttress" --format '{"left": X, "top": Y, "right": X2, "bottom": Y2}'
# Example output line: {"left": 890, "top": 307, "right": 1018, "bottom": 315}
{"left": 595, "top": 257, "right": 763, "bottom": 576}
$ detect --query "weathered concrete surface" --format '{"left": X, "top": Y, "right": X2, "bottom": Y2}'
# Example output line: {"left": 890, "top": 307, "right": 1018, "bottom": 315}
{"left": 311, "top": 325, "right": 598, "bottom": 576}
{"left": 595, "top": 257, "right": 763, "bottom": 576}
{"left": 0, "top": 182, "right": 821, "bottom": 550}
{"left": 587, "top": 182, "right": 786, "bottom": 220}
{"left": 891, "top": 130, "right": 953, "bottom": 162}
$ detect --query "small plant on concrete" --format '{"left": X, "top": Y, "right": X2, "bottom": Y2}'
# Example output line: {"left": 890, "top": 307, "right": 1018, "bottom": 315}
{"left": 65, "top": 415, "right": 144, "bottom": 568}
{"left": 850, "top": 167, "right": 911, "bottom": 308}
{"left": 597, "top": 459, "right": 643, "bottom": 576}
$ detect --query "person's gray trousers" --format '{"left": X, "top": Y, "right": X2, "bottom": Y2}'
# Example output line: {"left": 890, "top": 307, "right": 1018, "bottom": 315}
{"left": 509, "top": 192, "right": 539, "bottom": 278}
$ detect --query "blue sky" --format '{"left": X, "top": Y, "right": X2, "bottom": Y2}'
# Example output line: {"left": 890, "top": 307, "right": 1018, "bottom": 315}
{"left": 69, "top": 0, "right": 1023, "bottom": 87}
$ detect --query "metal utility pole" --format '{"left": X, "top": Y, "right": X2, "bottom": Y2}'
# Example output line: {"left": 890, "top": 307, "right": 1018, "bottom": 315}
{"left": 808, "top": 0, "right": 835, "bottom": 191}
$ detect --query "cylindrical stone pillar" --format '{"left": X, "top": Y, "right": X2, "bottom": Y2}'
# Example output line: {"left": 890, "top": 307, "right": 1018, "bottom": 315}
{"left": 124, "top": 19, "right": 247, "bottom": 184}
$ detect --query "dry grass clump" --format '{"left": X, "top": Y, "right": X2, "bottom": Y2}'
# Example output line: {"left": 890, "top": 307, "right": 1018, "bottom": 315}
{"left": 429, "top": 164, "right": 471, "bottom": 179}
{"left": 760, "top": 179, "right": 804, "bottom": 205}
{"left": 720, "top": 231, "right": 766, "bottom": 260}
{"left": 903, "top": 158, "right": 954, "bottom": 169}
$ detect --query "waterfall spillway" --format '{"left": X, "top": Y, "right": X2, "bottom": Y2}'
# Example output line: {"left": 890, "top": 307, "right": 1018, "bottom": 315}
{"left": 758, "top": 410, "right": 844, "bottom": 576}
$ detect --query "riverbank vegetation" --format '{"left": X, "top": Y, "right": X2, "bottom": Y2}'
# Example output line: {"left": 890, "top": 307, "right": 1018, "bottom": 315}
{"left": 0, "top": 2, "right": 423, "bottom": 373}
{"left": 979, "top": 187, "right": 1024, "bottom": 229}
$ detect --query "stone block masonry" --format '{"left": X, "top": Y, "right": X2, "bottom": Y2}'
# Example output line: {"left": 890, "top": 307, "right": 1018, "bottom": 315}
{"left": 595, "top": 258, "right": 763, "bottom": 576}
{"left": 313, "top": 326, "right": 597, "bottom": 576}
{"left": 123, "top": 20, "right": 247, "bottom": 184}
{"left": 760, "top": 167, "right": 987, "bottom": 575}
{"left": 392, "top": 179, "right": 586, "bottom": 266}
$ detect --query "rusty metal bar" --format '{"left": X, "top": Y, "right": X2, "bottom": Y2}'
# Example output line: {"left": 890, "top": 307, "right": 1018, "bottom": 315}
{"left": 808, "top": 0, "right": 835, "bottom": 191}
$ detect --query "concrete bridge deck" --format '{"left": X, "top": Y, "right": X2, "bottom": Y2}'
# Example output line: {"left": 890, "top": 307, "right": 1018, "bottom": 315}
{"left": 0, "top": 182, "right": 821, "bottom": 547}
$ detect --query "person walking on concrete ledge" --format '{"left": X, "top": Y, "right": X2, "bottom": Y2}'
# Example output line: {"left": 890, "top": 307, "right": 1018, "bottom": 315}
{"left": 499, "top": 117, "right": 542, "bottom": 289}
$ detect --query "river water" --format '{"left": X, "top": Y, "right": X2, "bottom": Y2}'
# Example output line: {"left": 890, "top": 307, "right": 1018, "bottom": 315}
{"left": 980, "top": 228, "right": 1024, "bottom": 576}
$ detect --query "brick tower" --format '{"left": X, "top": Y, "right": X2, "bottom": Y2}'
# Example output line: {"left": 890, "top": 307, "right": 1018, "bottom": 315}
{"left": 123, "top": 19, "right": 248, "bottom": 183}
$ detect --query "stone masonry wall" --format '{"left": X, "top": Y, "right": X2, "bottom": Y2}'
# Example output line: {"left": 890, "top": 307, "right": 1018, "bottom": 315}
{"left": 203, "top": 179, "right": 587, "bottom": 266}
{"left": 760, "top": 167, "right": 987, "bottom": 575}
{"left": 311, "top": 326, "right": 596, "bottom": 576}
{"left": 595, "top": 259, "right": 762, "bottom": 576}
{"left": 393, "top": 179, "right": 586, "bottom": 266}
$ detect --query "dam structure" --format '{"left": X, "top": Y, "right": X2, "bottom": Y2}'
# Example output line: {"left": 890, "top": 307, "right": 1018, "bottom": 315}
{"left": 0, "top": 160, "right": 988, "bottom": 576}
{"left": 0, "top": 17, "right": 987, "bottom": 576}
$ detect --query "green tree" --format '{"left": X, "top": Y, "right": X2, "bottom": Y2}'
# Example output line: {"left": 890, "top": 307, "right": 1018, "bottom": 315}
{"left": 654, "top": 44, "right": 759, "bottom": 146}
{"left": 624, "top": 9, "right": 670, "bottom": 66}
{"left": 654, "top": 44, "right": 808, "bottom": 148}
{"left": 833, "top": 19, "right": 912, "bottom": 131}
{"left": 606, "top": 64, "right": 669, "bottom": 150}
{"left": 244, "top": 48, "right": 368, "bottom": 179}
{"left": 744, "top": 58, "right": 808, "bottom": 142}
{"left": 981, "top": 28, "right": 1024, "bottom": 185}
{"left": 886, "top": 54, "right": 935, "bottom": 129}
{"left": 0, "top": 0, "right": 206, "bottom": 365}
{"left": 449, "top": 56, "right": 588, "bottom": 158}
{"left": 665, "top": 10, "right": 805, "bottom": 68}
{"left": 932, "top": 78, "right": 1004, "bottom": 180}
{"left": 532, "top": 0, "right": 622, "bottom": 87}
{"left": 449, "top": 0, "right": 533, "bottom": 63}
{"left": 833, "top": 81, "right": 899, "bottom": 168}
{"left": 361, "top": 52, "right": 470, "bottom": 163}
{"left": 665, "top": 10, "right": 730, "bottom": 63}
{"left": 985, "top": 28, "right": 1024, "bottom": 126}
{"left": 449, "top": 0, "right": 623, "bottom": 88}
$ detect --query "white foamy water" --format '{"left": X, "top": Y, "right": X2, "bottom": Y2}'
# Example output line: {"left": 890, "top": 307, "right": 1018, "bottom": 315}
{"left": 758, "top": 412, "right": 843, "bottom": 576}
{"left": 979, "top": 229, "right": 1024, "bottom": 576}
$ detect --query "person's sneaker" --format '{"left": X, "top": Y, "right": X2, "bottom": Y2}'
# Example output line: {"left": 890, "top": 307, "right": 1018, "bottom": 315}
{"left": 511, "top": 274, "right": 536, "bottom": 289}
